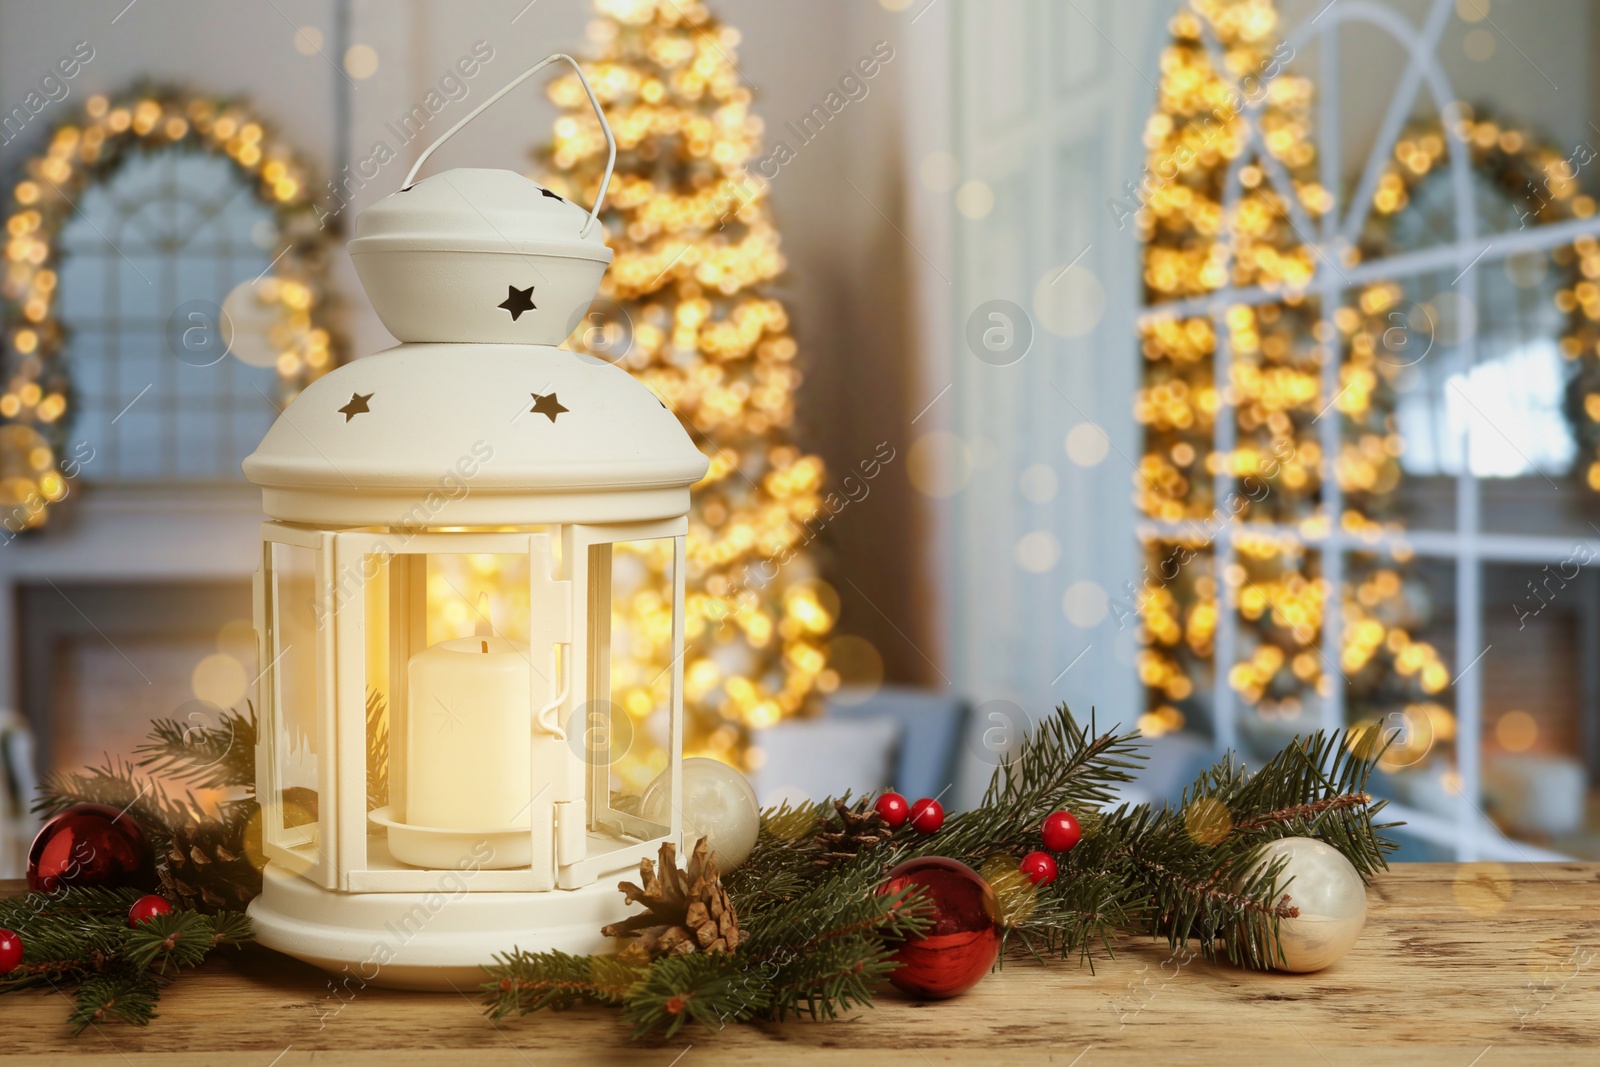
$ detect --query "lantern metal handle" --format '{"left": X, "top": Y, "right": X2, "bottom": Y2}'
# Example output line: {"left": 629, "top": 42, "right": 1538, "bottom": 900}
{"left": 401, "top": 52, "right": 616, "bottom": 239}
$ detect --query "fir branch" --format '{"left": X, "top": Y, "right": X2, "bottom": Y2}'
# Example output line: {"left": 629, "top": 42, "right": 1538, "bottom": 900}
{"left": 999, "top": 853, "right": 1135, "bottom": 969}
{"left": 205, "top": 910, "right": 253, "bottom": 948}
{"left": 0, "top": 887, "right": 147, "bottom": 989}
{"left": 723, "top": 798, "right": 835, "bottom": 922}
{"left": 621, "top": 951, "right": 760, "bottom": 1040}
{"left": 928, "top": 707, "right": 1144, "bottom": 866}
{"left": 485, "top": 867, "right": 929, "bottom": 1034}
{"left": 1096, "top": 727, "right": 1399, "bottom": 968}
{"left": 122, "top": 910, "right": 248, "bottom": 972}
{"left": 1231, "top": 791, "right": 1373, "bottom": 832}
{"left": 33, "top": 758, "right": 199, "bottom": 835}
{"left": 476, "top": 710, "right": 1401, "bottom": 1038}
{"left": 766, "top": 934, "right": 900, "bottom": 1023}
{"left": 135, "top": 704, "right": 257, "bottom": 793}
{"left": 66, "top": 969, "right": 161, "bottom": 1034}
{"left": 481, "top": 950, "right": 642, "bottom": 1019}
{"left": 739, "top": 867, "right": 929, "bottom": 962}
{"left": 0, "top": 888, "right": 249, "bottom": 1031}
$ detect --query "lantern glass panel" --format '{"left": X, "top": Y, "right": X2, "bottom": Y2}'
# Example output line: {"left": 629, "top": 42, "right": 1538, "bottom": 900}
{"left": 362, "top": 551, "right": 393, "bottom": 818}
{"left": 264, "top": 540, "right": 325, "bottom": 870}
{"left": 586, "top": 536, "right": 678, "bottom": 838}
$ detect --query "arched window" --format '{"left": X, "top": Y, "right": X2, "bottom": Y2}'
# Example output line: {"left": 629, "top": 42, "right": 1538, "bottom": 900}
{"left": 1135, "top": 0, "right": 1600, "bottom": 860}
{"left": 56, "top": 148, "right": 280, "bottom": 482}
{"left": 1, "top": 90, "right": 339, "bottom": 525}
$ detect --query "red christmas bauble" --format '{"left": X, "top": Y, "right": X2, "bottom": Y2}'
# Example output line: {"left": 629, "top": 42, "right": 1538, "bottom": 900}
{"left": 875, "top": 792, "right": 911, "bottom": 828}
{"left": 877, "top": 857, "right": 1000, "bottom": 999}
{"left": 1040, "top": 809, "right": 1081, "bottom": 853}
{"left": 909, "top": 798, "right": 945, "bottom": 833}
{"left": 27, "top": 804, "right": 155, "bottom": 894}
{"left": 128, "top": 894, "right": 172, "bottom": 927}
{"left": 0, "top": 928, "right": 22, "bottom": 975}
{"left": 1019, "top": 850, "right": 1058, "bottom": 886}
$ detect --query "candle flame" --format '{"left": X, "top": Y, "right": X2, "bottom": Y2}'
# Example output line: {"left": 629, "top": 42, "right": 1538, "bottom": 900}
{"left": 474, "top": 592, "right": 493, "bottom": 638}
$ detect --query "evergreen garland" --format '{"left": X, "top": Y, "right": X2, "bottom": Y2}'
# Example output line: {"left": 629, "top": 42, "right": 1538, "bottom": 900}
{"left": 35, "top": 704, "right": 264, "bottom": 905}
{"left": 0, "top": 886, "right": 250, "bottom": 1033}
{"left": 13, "top": 701, "right": 1394, "bottom": 1038}
{"left": 481, "top": 707, "right": 1397, "bottom": 1036}
{"left": 3, "top": 705, "right": 260, "bottom": 1030}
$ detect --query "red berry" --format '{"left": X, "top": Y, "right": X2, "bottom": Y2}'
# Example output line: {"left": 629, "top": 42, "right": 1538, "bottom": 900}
{"left": 1041, "top": 810, "right": 1081, "bottom": 853}
{"left": 128, "top": 894, "right": 172, "bottom": 927}
{"left": 875, "top": 792, "right": 911, "bottom": 828}
{"left": 0, "top": 928, "right": 22, "bottom": 975}
{"left": 909, "top": 797, "right": 944, "bottom": 833}
{"left": 1020, "top": 851, "right": 1058, "bottom": 886}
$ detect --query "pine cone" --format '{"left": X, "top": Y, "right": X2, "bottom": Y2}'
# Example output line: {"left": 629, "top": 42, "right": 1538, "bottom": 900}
{"left": 157, "top": 818, "right": 260, "bottom": 913}
{"left": 811, "top": 798, "right": 893, "bottom": 868}
{"left": 601, "top": 838, "right": 741, "bottom": 962}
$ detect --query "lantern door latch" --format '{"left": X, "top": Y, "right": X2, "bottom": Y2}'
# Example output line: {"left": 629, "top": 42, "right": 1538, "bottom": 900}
{"left": 528, "top": 533, "right": 571, "bottom": 738}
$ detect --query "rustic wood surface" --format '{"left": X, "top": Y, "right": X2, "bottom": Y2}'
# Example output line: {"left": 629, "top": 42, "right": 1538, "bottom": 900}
{"left": 3, "top": 863, "right": 1598, "bottom": 1065}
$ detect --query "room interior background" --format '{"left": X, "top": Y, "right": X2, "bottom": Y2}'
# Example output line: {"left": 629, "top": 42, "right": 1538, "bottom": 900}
{"left": 2, "top": 0, "right": 1597, "bottom": 873}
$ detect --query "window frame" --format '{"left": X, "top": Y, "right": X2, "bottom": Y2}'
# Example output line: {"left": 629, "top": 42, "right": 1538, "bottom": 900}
{"left": 1137, "top": 0, "right": 1600, "bottom": 860}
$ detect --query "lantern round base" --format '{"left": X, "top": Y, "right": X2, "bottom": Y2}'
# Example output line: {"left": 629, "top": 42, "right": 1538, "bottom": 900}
{"left": 248, "top": 862, "right": 630, "bottom": 991}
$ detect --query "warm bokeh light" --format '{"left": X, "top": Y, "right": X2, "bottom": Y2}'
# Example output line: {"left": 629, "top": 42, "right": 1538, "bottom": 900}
{"left": 1494, "top": 709, "right": 1539, "bottom": 753}
{"left": 540, "top": 0, "right": 834, "bottom": 769}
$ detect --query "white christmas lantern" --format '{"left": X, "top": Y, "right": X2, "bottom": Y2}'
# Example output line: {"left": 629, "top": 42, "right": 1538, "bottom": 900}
{"left": 243, "top": 56, "right": 707, "bottom": 989}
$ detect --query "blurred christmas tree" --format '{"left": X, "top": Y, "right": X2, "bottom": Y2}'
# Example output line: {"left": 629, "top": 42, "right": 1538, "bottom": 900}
{"left": 1133, "top": 0, "right": 1453, "bottom": 762}
{"left": 536, "top": 0, "right": 836, "bottom": 782}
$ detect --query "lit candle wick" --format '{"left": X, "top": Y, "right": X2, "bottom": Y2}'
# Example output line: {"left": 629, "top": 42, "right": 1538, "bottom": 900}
{"left": 481, "top": 640, "right": 489, "bottom": 653}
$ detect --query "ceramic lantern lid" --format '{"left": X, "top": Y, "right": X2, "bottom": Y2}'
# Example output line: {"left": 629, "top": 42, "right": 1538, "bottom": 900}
{"left": 346, "top": 53, "right": 620, "bottom": 346}
{"left": 349, "top": 169, "right": 615, "bottom": 345}
{"left": 352, "top": 168, "right": 609, "bottom": 261}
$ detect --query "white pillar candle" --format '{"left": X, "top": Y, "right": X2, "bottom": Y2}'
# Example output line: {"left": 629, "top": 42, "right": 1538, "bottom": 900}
{"left": 405, "top": 631, "right": 532, "bottom": 830}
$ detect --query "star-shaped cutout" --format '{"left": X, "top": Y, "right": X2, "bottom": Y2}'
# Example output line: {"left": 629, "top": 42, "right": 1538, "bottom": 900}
{"left": 338, "top": 392, "right": 373, "bottom": 422}
{"left": 529, "top": 392, "right": 569, "bottom": 422}
{"left": 498, "top": 284, "right": 536, "bottom": 321}
{"left": 540, "top": 187, "right": 565, "bottom": 202}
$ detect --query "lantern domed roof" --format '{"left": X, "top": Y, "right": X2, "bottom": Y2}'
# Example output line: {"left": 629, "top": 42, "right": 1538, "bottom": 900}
{"left": 349, "top": 169, "right": 613, "bottom": 346}
{"left": 243, "top": 344, "right": 709, "bottom": 526}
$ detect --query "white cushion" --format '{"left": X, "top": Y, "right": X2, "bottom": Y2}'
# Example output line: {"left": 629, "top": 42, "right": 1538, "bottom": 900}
{"left": 749, "top": 717, "right": 903, "bottom": 807}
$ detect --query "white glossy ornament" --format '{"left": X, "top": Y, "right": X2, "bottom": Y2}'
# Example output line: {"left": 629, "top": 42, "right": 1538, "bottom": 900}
{"left": 642, "top": 758, "right": 759, "bottom": 874}
{"left": 1253, "top": 836, "right": 1367, "bottom": 972}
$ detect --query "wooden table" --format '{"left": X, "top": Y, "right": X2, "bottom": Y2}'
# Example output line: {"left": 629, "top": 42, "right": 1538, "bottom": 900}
{"left": 4, "top": 863, "right": 1598, "bottom": 1065}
